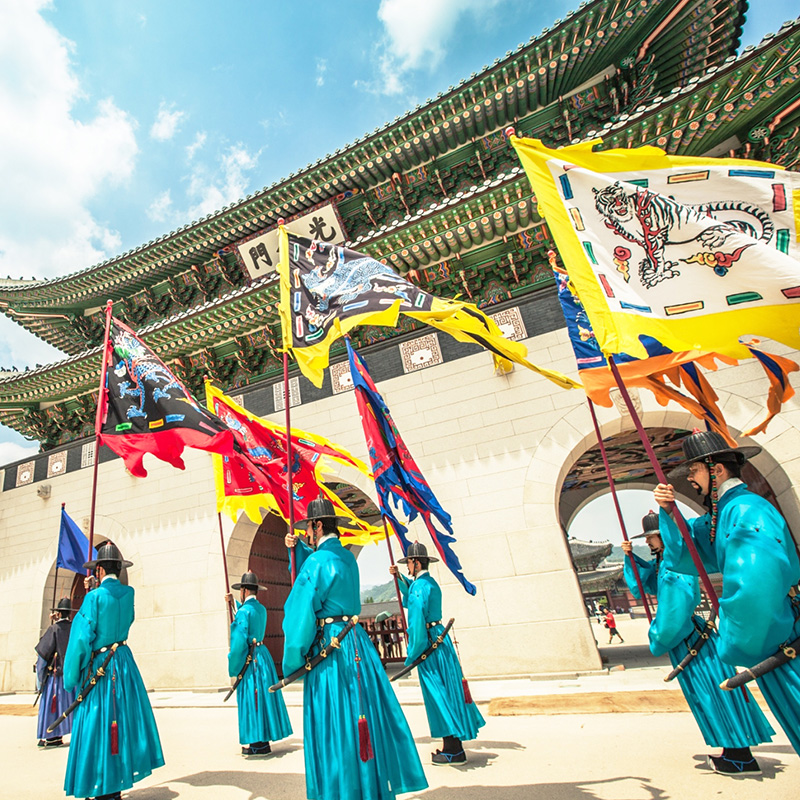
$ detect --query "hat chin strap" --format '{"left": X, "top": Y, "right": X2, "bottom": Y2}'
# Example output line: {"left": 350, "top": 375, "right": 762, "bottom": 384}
{"left": 707, "top": 458, "right": 719, "bottom": 545}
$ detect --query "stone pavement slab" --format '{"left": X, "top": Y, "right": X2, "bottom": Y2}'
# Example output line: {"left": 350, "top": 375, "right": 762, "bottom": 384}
{"left": 3, "top": 701, "right": 798, "bottom": 799}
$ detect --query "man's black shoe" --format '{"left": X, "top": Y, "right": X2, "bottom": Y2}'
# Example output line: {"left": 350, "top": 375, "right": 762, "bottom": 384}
{"left": 242, "top": 742, "right": 271, "bottom": 756}
{"left": 43, "top": 737, "right": 63, "bottom": 748}
{"left": 432, "top": 749, "right": 467, "bottom": 765}
{"left": 706, "top": 755, "right": 761, "bottom": 776}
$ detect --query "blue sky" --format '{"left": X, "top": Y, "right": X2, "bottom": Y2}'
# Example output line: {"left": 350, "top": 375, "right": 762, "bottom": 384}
{"left": 0, "top": 0, "right": 796, "bottom": 475}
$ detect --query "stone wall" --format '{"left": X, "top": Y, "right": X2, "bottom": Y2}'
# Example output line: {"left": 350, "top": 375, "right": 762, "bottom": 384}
{"left": 3, "top": 325, "right": 800, "bottom": 691}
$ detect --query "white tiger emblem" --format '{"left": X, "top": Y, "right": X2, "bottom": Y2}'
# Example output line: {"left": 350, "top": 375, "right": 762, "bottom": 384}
{"left": 593, "top": 183, "right": 774, "bottom": 288}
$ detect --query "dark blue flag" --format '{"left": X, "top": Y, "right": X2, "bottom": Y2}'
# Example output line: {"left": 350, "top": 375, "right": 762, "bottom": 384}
{"left": 57, "top": 507, "right": 96, "bottom": 573}
{"left": 347, "top": 339, "right": 476, "bottom": 595}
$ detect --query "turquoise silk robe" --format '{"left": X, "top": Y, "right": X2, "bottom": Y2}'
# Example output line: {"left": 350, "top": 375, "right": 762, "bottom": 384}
{"left": 228, "top": 596, "right": 292, "bottom": 745}
{"left": 660, "top": 482, "right": 800, "bottom": 752}
{"left": 283, "top": 537, "right": 427, "bottom": 800}
{"left": 399, "top": 572, "right": 485, "bottom": 741}
{"left": 62, "top": 577, "right": 164, "bottom": 799}
{"left": 623, "top": 554, "right": 773, "bottom": 747}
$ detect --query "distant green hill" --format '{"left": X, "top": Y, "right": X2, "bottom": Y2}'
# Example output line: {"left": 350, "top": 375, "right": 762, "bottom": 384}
{"left": 361, "top": 580, "right": 399, "bottom": 604}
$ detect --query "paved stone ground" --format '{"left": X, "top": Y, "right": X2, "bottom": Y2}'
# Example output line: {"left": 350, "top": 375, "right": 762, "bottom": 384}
{"left": 3, "top": 678, "right": 798, "bottom": 799}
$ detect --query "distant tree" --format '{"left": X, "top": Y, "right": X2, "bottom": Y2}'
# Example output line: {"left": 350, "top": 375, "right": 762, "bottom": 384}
{"left": 363, "top": 595, "right": 375, "bottom": 604}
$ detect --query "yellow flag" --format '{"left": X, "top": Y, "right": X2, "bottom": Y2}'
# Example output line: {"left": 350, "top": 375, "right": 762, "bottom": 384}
{"left": 278, "top": 226, "right": 579, "bottom": 389}
{"left": 511, "top": 136, "right": 800, "bottom": 360}
{"left": 205, "top": 381, "right": 384, "bottom": 546}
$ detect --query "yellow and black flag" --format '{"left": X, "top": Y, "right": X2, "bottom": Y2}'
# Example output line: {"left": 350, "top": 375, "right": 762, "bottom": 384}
{"left": 278, "top": 227, "right": 579, "bottom": 389}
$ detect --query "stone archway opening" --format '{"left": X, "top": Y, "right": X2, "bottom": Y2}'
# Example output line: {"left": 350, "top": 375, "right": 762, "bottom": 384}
{"left": 555, "top": 418, "right": 800, "bottom": 665}
{"left": 224, "top": 479, "right": 384, "bottom": 676}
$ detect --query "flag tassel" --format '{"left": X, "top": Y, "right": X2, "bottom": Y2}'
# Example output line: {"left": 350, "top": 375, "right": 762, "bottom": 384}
{"left": 50, "top": 692, "right": 57, "bottom": 714}
{"left": 110, "top": 721, "right": 119, "bottom": 755}
{"left": 254, "top": 686, "right": 259, "bottom": 713}
{"left": 462, "top": 677, "right": 473, "bottom": 705}
{"left": 358, "top": 715, "right": 374, "bottom": 762}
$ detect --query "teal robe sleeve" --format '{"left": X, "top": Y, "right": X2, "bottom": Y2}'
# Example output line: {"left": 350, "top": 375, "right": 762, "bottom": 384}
{"left": 404, "top": 580, "right": 431, "bottom": 665}
{"left": 648, "top": 567, "right": 699, "bottom": 656}
{"left": 288, "top": 538, "right": 314, "bottom": 575}
{"left": 228, "top": 603, "right": 251, "bottom": 677}
{"left": 62, "top": 595, "right": 96, "bottom": 692}
{"left": 659, "top": 508, "right": 718, "bottom": 576}
{"left": 396, "top": 573, "right": 411, "bottom": 607}
{"left": 282, "top": 560, "right": 325, "bottom": 675}
{"left": 716, "top": 508, "right": 800, "bottom": 666}
{"left": 623, "top": 553, "right": 658, "bottom": 598}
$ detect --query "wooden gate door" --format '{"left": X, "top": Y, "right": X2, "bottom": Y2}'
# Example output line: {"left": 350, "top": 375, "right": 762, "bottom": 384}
{"left": 247, "top": 513, "right": 291, "bottom": 677}
{"left": 70, "top": 573, "right": 87, "bottom": 613}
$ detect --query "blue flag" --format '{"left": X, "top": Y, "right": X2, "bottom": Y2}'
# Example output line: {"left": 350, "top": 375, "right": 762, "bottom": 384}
{"left": 57, "top": 507, "right": 95, "bottom": 573}
{"left": 347, "top": 339, "right": 476, "bottom": 595}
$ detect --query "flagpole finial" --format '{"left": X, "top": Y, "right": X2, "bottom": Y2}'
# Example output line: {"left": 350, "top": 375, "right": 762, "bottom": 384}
{"left": 277, "top": 218, "right": 285, "bottom": 226}
{"left": 106, "top": 299, "right": 113, "bottom": 307}
{"left": 505, "top": 126, "right": 516, "bottom": 138}
{"left": 61, "top": 502, "right": 65, "bottom": 509}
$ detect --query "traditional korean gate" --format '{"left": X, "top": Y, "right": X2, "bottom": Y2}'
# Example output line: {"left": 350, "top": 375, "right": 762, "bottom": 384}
{"left": 247, "top": 513, "right": 291, "bottom": 677}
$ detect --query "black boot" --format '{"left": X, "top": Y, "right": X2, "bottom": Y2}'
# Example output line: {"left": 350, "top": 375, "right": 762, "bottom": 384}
{"left": 707, "top": 747, "right": 760, "bottom": 776}
{"left": 432, "top": 735, "right": 466, "bottom": 765}
{"left": 242, "top": 741, "right": 271, "bottom": 756}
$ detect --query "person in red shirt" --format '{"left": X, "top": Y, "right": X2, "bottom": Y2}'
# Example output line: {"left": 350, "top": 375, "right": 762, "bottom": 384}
{"left": 601, "top": 606, "right": 624, "bottom": 644}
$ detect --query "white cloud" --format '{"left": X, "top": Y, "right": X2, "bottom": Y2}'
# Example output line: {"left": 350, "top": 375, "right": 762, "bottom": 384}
{"left": 315, "top": 58, "right": 328, "bottom": 87}
{"left": 186, "top": 131, "right": 207, "bottom": 160}
{"left": 150, "top": 100, "right": 185, "bottom": 141}
{"left": 146, "top": 189, "right": 173, "bottom": 223}
{"left": 373, "top": 0, "right": 504, "bottom": 94}
{"left": 185, "top": 144, "right": 260, "bottom": 220}
{"left": 0, "top": 1, "right": 138, "bottom": 279}
{"left": 0, "top": 439, "right": 39, "bottom": 469}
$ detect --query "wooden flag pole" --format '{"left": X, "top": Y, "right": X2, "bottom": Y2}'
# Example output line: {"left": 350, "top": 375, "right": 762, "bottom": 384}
{"left": 608, "top": 357, "right": 719, "bottom": 612}
{"left": 587, "top": 400, "right": 653, "bottom": 623}
{"left": 87, "top": 300, "right": 114, "bottom": 571}
{"left": 284, "top": 352, "right": 296, "bottom": 584}
{"left": 218, "top": 513, "right": 234, "bottom": 624}
{"left": 382, "top": 516, "right": 409, "bottom": 641}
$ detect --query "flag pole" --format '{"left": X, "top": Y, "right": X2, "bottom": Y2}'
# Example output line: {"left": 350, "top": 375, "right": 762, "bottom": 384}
{"left": 381, "top": 516, "right": 408, "bottom": 640}
{"left": 278, "top": 220, "right": 297, "bottom": 584}
{"left": 218, "top": 513, "right": 235, "bottom": 624}
{"left": 88, "top": 300, "right": 114, "bottom": 570}
{"left": 52, "top": 502, "right": 65, "bottom": 612}
{"left": 587, "top": 400, "right": 653, "bottom": 623}
{"left": 284, "top": 351, "right": 296, "bottom": 584}
{"left": 607, "top": 356, "right": 719, "bottom": 613}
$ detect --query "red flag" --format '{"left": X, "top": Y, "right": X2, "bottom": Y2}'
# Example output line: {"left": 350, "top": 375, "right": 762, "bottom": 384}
{"left": 97, "top": 318, "right": 233, "bottom": 477}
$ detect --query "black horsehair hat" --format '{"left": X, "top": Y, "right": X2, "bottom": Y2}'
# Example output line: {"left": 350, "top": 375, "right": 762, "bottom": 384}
{"left": 83, "top": 542, "right": 133, "bottom": 571}
{"left": 51, "top": 596, "right": 77, "bottom": 613}
{"left": 630, "top": 511, "right": 660, "bottom": 540}
{"left": 669, "top": 430, "right": 761, "bottom": 478}
{"left": 292, "top": 495, "right": 360, "bottom": 531}
{"left": 231, "top": 571, "right": 268, "bottom": 591}
{"left": 397, "top": 541, "right": 440, "bottom": 564}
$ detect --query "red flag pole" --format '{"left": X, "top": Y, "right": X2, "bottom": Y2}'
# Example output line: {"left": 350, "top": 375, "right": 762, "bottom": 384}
{"left": 88, "top": 300, "right": 114, "bottom": 570}
{"left": 382, "top": 516, "right": 408, "bottom": 640}
{"left": 218, "top": 513, "right": 235, "bottom": 624}
{"left": 284, "top": 352, "right": 296, "bottom": 584}
{"left": 587, "top": 400, "right": 653, "bottom": 623}
{"left": 608, "top": 357, "right": 719, "bottom": 613}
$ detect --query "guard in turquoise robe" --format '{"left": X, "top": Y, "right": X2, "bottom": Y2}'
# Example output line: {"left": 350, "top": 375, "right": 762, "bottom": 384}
{"left": 284, "top": 497, "right": 427, "bottom": 800}
{"left": 227, "top": 571, "right": 292, "bottom": 755}
{"left": 655, "top": 430, "right": 800, "bottom": 769}
{"left": 63, "top": 544, "right": 164, "bottom": 800}
{"left": 623, "top": 513, "right": 773, "bottom": 769}
{"left": 393, "top": 541, "right": 485, "bottom": 765}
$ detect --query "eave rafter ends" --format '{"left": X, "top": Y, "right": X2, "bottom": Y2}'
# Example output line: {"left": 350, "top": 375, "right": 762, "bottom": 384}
{"left": 0, "top": 0, "right": 741, "bottom": 320}
{"left": 595, "top": 18, "right": 800, "bottom": 152}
